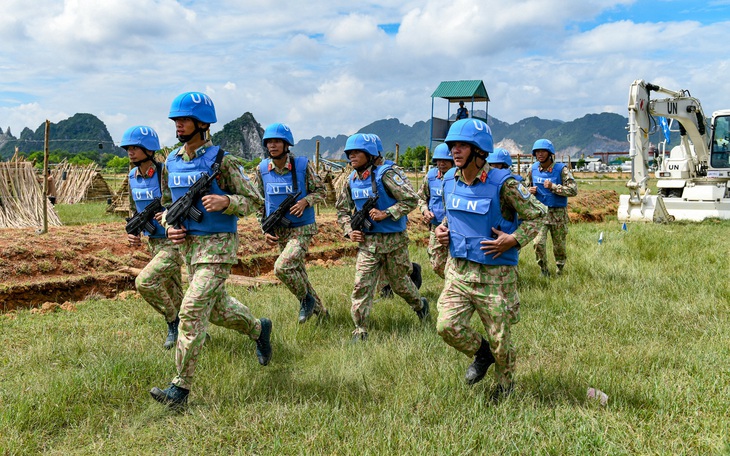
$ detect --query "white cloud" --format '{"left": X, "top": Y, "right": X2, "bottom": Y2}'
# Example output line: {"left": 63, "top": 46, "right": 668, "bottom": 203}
{"left": 2, "top": 0, "right": 730, "bottom": 149}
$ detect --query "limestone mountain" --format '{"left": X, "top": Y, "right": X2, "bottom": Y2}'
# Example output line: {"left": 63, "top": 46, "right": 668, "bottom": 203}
{"left": 210, "top": 112, "right": 267, "bottom": 160}
{"left": 0, "top": 113, "right": 123, "bottom": 160}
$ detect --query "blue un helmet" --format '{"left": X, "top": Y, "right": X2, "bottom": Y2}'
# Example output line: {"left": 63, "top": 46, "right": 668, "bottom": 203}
{"left": 532, "top": 138, "right": 555, "bottom": 156}
{"left": 343, "top": 133, "right": 379, "bottom": 159}
{"left": 168, "top": 92, "right": 217, "bottom": 124}
{"left": 120, "top": 125, "right": 160, "bottom": 152}
{"left": 445, "top": 119, "right": 494, "bottom": 155}
{"left": 374, "top": 135, "right": 384, "bottom": 154}
{"left": 431, "top": 143, "right": 453, "bottom": 163}
{"left": 262, "top": 123, "right": 294, "bottom": 148}
{"left": 488, "top": 147, "right": 513, "bottom": 167}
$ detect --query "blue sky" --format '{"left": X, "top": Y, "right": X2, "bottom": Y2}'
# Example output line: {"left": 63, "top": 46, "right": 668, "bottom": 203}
{"left": 1, "top": 0, "right": 730, "bottom": 150}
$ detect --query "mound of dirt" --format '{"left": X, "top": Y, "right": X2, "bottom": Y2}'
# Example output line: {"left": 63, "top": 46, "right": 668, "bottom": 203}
{"left": 569, "top": 189, "right": 619, "bottom": 222}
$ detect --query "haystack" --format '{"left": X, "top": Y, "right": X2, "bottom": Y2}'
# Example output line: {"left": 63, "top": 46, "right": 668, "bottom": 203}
{"left": 55, "top": 161, "right": 113, "bottom": 204}
{"left": 0, "top": 159, "right": 62, "bottom": 228}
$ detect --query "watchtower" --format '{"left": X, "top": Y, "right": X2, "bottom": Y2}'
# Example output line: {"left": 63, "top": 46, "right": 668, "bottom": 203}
{"left": 430, "top": 80, "right": 490, "bottom": 152}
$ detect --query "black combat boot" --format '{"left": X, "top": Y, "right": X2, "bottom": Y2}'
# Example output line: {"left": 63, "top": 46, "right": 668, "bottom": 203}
{"left": 150, "top": 383, "right": 189, "bottom": 410}
{"left": 410, "top": 262, "right": 423, "bottom": 289}
{"left": 255, "top": 318, "right": 272, "bottom": 366}
{"left": 538, "top": 260, "right": 550, "bottom": 277}
{"left": 298, "top": 293, "right": 316, "bottom": 324}
{"left": 490, "top": 382, "right": 514, "bottom": 403}
{"left": 380, "top": 284, "right": 393, "bottom": 298}
{"left": 415, "top": 297, "right": 429, "bottom": 321}
{"left": 163, "top": 316, "right": 179, "bottom": 350}
{"left": 465, "top": 338, "right": 495, "bottom": 385}
{"left": 351, "top": 332, "right": 368, "bottom": 343}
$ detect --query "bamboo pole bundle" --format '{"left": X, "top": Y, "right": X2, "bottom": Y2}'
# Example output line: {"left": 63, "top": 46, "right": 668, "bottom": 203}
{"left": 106, "top": 175, "right": 130, "bottom": 216}
{"left": 55, "top": 162, "right": 112, "bottom": 204}
{"left": 0, "top": 161, "right": 62, "bottom": 228}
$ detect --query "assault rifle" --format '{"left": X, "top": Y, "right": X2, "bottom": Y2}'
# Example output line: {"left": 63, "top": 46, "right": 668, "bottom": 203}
{"left": 165, "top": 170, "right": 220, "bottom": 228}
{"left": 125, "top": 198, "right": 164, "bottom": 236}
{"left": 261, "top": 191, "right": 302, "bottom": 235}
{"left": 350, "top": 195, "right": 379, "bottom": 232}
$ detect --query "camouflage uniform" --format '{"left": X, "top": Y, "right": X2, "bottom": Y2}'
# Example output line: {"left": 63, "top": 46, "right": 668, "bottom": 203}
{"left": 525, "top": 164, "right": 577, "bottom": 273}
{"left": 437, "top": 164, "right": 546, "bottom": 389}
{"left": 336, "top": 165, "right": 425, "bottom": 338}
{"left": 135, "top": 238, "right": 184, "bottom": 322}
{"left": 162, "top": 140, "right": 265, "bottom": 391}
{"left": 129, "top": 168, "right": 183, "bottom": 323}
{"left": 417, "top": 169, "right": 448, "bottom": 278}
{"left": 252, "top": 154, "right": 327, "bottom": 315}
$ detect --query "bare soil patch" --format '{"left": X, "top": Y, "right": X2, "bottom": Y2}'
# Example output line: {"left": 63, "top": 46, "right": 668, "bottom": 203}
{"left": 0, "top": 190, "right": 618, "bottom": 311}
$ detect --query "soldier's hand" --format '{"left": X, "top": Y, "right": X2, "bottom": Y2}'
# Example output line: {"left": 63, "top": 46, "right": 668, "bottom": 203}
{"left": 167, "top": 226, "right": 188, "bottom": 244}
{"left": 543, "top": 179, "right": 553, "bottom": 189}
{"left": 435, "top": 225, "right": 450, "bottom": 246}
{"left": 424, "top": 210, "right": 435, "bottom": 223}
{"left": 264, "top": 232, "right": 279, "bottom": 246}
{"left": 528, "top": 186, "right": 537, "bottom": 195}
{"left": 202, "top": 194, "right": 230, "bottom": 212}
{"left": 350, "top": 230, "right": 365, "bottom": 243}
{"left": 369, "top": 208, "right": 388, "bottom": 222}
{"left": 154, "top": 212, "right": 164, "bottom": 223}
{"left": 480, "top": 228, "right": 517, "bottom": 259}
{"left": 289, "top": 199, "right": 309, "bottom": 217}
{"left": 128, "top": 233, "right": 142, "bottom": 246}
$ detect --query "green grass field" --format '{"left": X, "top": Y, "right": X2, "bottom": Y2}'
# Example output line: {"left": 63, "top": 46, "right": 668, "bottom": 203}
{"left": 1, "top": 218, "right": 729, "bottom": 454}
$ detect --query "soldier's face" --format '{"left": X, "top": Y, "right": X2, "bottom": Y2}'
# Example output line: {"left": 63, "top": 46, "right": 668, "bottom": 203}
{"left": 347, "top": 150, "right": 368, "bottom": 168}
{"left": 535, "top": 149, "right": 552, "bottom": 164}
{"left": 266, "top": 139, "right": 287, "bottom": 159}
{"left": 450, "top": 142, "right": 472, "bottom": 168}
{"left": 435, "top": 159, "right": 453, "bottom": 174}
{"left": 126, "top": 146, "right": 146, "bottom": 162}
{"left": 174, "top": 117, "right": 195, "bottom": 137}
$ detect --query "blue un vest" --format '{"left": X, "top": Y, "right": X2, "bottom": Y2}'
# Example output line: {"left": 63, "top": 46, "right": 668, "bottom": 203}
{"left": 442, "top": 167, "right": 520, "bottom": 266}
{"left": 259, "top": 156, "right": 315, "bottom": 227}
{"left": 426, "top": 167, "right": 446, "bottom": 225}
{"left": 128, "top": 166, "right": 165, "bottom": 238}
{"left": 531, "top": 162, "right": 567, "bottom": 207}
{"left": 166, "top": 146, "right": 237, "bottom": 235}
{"left": 349, "top": 164, "right": 407, "bottom": 234}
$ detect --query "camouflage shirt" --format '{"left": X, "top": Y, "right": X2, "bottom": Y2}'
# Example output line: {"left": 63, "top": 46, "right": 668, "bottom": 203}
{"left": 251, "top": 153, "right": 326, "bottom": 237}
{"left": 161, "top": 140, "right": 264, "bottom": 264}
{"left": 335, "top": 165, "right": 419, "bottom": 254}
{"left": 442, "top": 163, "right": 547, "bottom": 284}
{"left": 416, "top": 168, "right": 447, "bottom": 216}
{"left": 525, "top": 161, "right": 578, "bottom": 225}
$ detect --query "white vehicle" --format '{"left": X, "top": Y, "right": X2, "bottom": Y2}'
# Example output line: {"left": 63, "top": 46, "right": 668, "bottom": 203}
{"left": 618, "top": 79, "right": 730, "bottom": 222}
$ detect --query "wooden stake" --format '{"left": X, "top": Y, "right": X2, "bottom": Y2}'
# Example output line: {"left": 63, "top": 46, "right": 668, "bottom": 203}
{"left": 41, "top": 120, "right": 50, "bottom": 234}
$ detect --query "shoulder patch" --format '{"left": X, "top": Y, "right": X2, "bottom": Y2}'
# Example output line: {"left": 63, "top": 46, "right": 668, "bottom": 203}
{"left": 392, "top": 174, "right": 405, "bottom": 186}
{"left": 517, "top": 183, "right": 531, "bottom": 199}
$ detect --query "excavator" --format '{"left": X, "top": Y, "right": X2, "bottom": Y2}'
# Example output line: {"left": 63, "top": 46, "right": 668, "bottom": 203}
{"left": 618, "top": 79, "right": 730, "bottom": 222}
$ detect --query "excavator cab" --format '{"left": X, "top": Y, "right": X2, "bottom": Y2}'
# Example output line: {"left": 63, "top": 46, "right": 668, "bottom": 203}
{"left": 710, "top": 113, "right": 730, "bottom": 170}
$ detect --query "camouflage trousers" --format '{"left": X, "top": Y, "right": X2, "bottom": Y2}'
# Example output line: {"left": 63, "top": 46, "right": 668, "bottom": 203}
{"left": 172, "top": 262, "right": 262, "bottom": 391}
{"left": 351, "top": 246, "right": 422, "bottom": 336}
{"left": 427, "top": 228, "right": 448, "bottom": 279}
{"left": 135, "top": 238, "right": 184, "bottom": 322}
{"left": 274, "top": 231, "right": 325, "bottom": 313}
{"left": 534, "top": 222, "right": 568, "bottom": 270}
{"left": 436, "top": 276, "right": 520, "bottom": 388}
